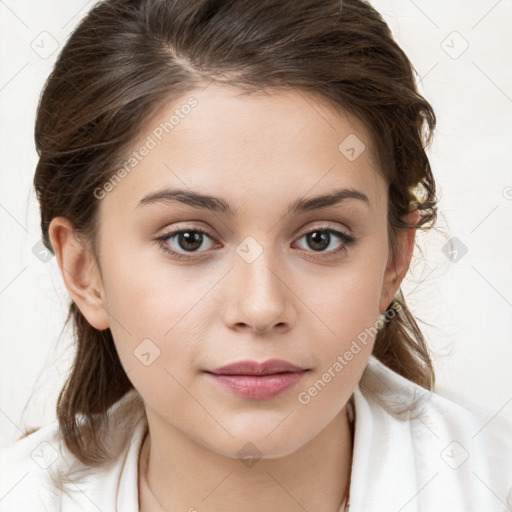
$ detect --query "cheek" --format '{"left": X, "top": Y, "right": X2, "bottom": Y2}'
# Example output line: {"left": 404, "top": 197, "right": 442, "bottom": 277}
{"left": 303, "top": 278, "right": 380, "bottom": 372}
{"left": 100, "top": 232, "right": 210, "bottom": 333}
{"left": 293, "top": 267, "right": 385, "bottom": 420}
{"left": 298, "top": 239, "right": 388, "bottom": 367}
{"left": 103, "top": 265, "right": 200, "bottom": 416}
{"left": 98, "top": 240, "right": 220, "bottom": 394}
{"left": 302, "top": 258, "right": 385, "bottom": 335}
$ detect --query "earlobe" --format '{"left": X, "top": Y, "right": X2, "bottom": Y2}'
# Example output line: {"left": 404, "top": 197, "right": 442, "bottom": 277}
{"left": 48, "top": 217, "right": 110, "bottom": 330}
{"left": 379, "top": 208, "right": 420, "bottom": 312}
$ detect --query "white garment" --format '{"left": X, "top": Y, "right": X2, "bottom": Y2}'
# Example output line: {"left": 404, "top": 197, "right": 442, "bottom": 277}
{"left": 1, "top": 354, "right": 511, "bottom": 511}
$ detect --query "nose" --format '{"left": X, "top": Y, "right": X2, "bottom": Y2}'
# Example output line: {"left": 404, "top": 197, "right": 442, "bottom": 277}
{"left": 221, "top": 246, "right": 297, "bottom": 334}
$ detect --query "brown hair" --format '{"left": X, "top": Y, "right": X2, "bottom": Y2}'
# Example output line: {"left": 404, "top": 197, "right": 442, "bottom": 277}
{"left": 33, "top": 0, "right": 437, "bottom": 465}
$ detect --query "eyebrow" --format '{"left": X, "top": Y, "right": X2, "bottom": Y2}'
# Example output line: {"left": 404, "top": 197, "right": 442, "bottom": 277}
{"left": 137, "top": 187, "right": 370, "bottom": 215}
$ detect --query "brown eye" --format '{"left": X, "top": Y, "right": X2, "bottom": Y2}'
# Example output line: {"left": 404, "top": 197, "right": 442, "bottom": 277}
{"left": 156, "top": 227, "right": 218, "bottom": 260}
{"left": 292, "top": 226, "right": 356, "bottom": 260}
{"left": 174, "top": 231, "right": 205, "bottom": 252}
{"left": 305, "top": 230, "right": 331, "bottom": 251}
{"left": 295, "top": 228, "right": 355, "bottom": 257}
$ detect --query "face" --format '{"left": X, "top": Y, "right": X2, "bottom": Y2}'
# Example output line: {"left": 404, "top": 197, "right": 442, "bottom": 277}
{"left": 53, "top": 83, "right": 412, "bottom": 459}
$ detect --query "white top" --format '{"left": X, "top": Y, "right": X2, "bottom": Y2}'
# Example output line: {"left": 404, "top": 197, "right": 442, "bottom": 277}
{"left": 1, "top": 354, "right": 511, "bottom": 511}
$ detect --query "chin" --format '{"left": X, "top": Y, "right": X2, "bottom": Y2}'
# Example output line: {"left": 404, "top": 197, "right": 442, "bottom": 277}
{"left": 207, "top": 428, "right": 309, "bottom": 462}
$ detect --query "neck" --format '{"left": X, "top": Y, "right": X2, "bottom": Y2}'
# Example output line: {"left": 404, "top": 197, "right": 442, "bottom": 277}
{"left": 138, "top": 401, "right": 354, "bottom": 512}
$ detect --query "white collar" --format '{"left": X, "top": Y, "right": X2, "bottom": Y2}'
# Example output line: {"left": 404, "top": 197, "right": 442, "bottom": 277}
{"left": 2, "top": 354, "right": 510, "bottom": 511}
{"left": 111, "top": 355, "right": 510, "bottom": 511}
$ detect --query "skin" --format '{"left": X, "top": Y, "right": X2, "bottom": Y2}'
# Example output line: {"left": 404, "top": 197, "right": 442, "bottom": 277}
{"left": 49, "top": 83, "right": 418, "bottom": 512}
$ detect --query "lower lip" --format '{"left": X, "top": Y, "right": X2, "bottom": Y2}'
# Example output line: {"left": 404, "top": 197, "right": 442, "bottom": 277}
{"left": 206, "top": 371, "right": 306, "bottom": 400}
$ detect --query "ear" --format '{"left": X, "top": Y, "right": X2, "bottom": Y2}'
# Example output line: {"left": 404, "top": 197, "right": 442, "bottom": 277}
{"left": 379, "top": 208, "right": 420, "bottom": 313}
{"left": 48, "top": 216, "right": 110, "bottom": 330}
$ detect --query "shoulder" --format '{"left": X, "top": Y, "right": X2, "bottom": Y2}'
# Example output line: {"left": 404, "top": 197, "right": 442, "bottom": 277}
{"left": 0, "top": 390, "right": 147, "bottom": 512}
{"left": 351, "top": 355, "right": 512, "bottom": 510}
{"left": 359, "top": 355, "right": 512, "bottom": 444}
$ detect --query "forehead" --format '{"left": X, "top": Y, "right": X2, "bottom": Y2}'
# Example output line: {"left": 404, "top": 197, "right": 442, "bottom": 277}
{"left": 101, "top": 84, "right": 386, "bottom": 215}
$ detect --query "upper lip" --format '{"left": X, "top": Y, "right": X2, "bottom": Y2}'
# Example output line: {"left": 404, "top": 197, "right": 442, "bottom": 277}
{"left": 207, "top": 359, "right": 307, "bottom": 376}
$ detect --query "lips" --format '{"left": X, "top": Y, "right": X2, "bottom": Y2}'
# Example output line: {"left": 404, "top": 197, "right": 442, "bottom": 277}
{"left": 205, "top": 359, "right": 309, "bottom": 400}
{"left": 207, "top": 358, "right": 306, "bottom": 376}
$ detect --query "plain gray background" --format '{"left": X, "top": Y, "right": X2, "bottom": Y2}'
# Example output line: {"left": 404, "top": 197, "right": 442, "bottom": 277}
{"left": 1, "top": 0, "right": 511, "bottom": 451}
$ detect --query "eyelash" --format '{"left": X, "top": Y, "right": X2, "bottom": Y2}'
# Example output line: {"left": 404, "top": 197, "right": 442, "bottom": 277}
{"left": 155, "top": 225, "right": 356, "bottom": 262}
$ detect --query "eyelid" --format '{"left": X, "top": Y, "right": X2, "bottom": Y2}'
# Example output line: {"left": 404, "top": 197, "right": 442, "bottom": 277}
{"left": 296, "top": 221, "right": 352, "bottom": 237}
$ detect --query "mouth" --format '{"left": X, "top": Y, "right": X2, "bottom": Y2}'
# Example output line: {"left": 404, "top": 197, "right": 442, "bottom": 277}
{"left": 204, "top": 359, "right": 309, "bottom": 400}
{"left": 207, "top": 358, "right": 308, "bottom": 376}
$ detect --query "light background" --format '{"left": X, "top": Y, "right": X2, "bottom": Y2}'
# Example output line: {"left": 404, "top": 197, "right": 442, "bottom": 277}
{"left": 0, "top": 0, "right": 511, "bottom": 451}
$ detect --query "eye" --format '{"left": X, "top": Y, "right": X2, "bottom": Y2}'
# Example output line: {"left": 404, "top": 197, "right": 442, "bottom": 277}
{"left": 155, "top": 224, "right": 356, "bottom": 261}
{"left": 156, "top": 227, "right": 218, "bottom": 260}
{"left": 294, "top": 227, "right": 355, "bottom": 260}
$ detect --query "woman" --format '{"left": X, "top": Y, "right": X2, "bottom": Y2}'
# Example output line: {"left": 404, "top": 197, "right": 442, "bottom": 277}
{"left": 1, "top": 0, "right": 510, "bottom": 510}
